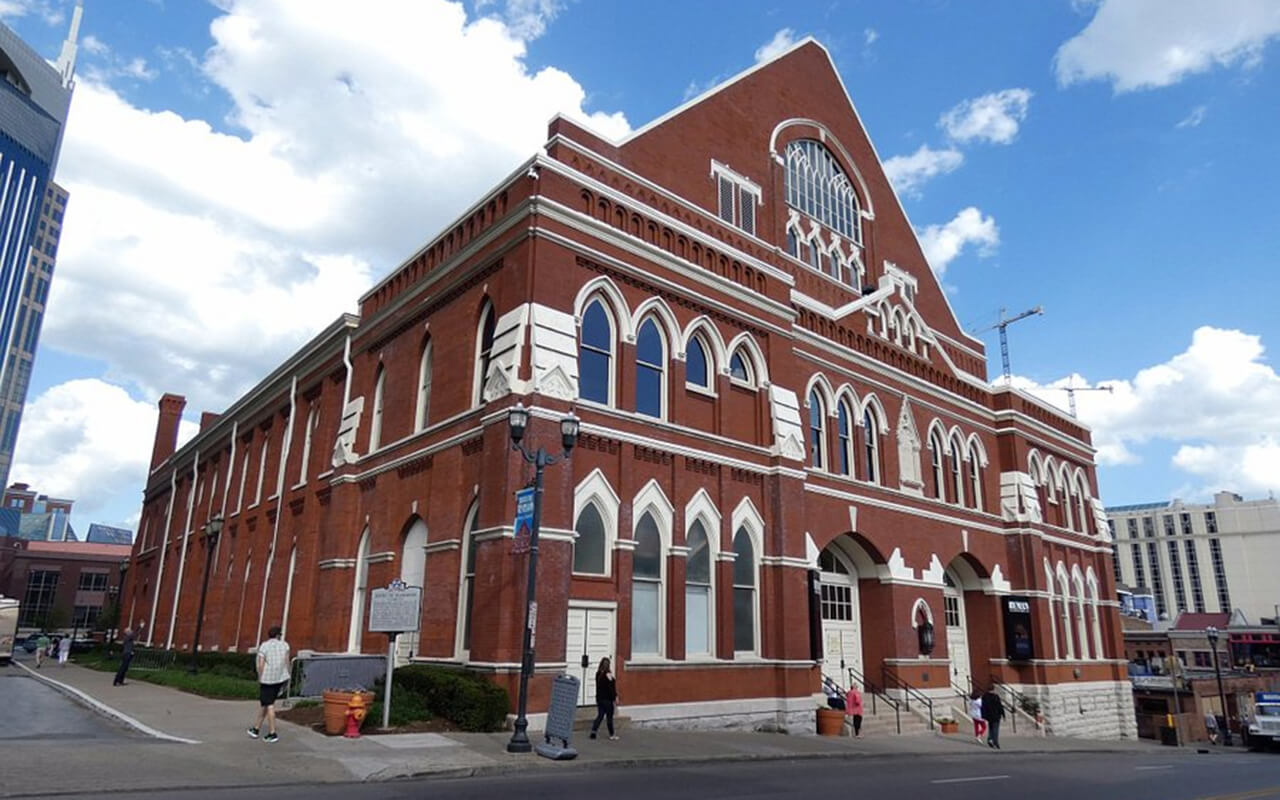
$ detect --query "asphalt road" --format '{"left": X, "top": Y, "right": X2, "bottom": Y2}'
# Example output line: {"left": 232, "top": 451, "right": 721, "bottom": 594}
{"left": 0, "top": 661, "right": 138, "bottom": 741}
{"left": 21, "top": 750, "right": 1279, "bottom": 800}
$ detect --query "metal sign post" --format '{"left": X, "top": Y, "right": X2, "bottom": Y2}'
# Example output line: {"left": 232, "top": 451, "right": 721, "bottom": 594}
{"left": 368, "top": 580, "right": 422, "bottom": 730}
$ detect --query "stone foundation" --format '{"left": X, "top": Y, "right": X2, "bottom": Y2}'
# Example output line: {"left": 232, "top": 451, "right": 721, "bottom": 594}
{"left": 625, "top": 695, "right": 820, "bottom": 734}
{"left": 1011, "top": 680, "right": 1138, "bottom": 740}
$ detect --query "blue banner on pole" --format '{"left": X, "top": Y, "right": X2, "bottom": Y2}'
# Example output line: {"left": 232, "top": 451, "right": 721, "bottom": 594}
{"left": 512, "top": 487, "right": 535, "bottom": 554}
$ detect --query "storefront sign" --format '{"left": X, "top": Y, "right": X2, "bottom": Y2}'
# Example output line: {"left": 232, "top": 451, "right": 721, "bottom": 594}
{"left": 1002, "top": 596, "right": 1035, "bottom": 661}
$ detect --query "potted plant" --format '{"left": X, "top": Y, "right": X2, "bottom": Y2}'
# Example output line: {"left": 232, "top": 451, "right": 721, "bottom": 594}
{"left": 322, "top": 687, "right": 375, "bottom": 735}
{"left": 937, "top": 716, "right": 959, "bottom": 734}
{"left": 816, "top": 705, "right": 845, "bottom": 736}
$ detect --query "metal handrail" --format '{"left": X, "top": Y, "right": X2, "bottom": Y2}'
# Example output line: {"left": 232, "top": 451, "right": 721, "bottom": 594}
{"left": 882, "top": 665, "right": 935, "bottom": 730}
{"left": 847, "top": 665, "right": 901, "bottom": 734}
{"left": 989, "top": 675, "right": 1041, "bottom": 734}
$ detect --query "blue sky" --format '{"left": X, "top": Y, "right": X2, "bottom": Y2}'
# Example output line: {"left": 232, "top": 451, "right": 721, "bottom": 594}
{"left": 3, "top": 0, "right": 1278, "bottom": 537}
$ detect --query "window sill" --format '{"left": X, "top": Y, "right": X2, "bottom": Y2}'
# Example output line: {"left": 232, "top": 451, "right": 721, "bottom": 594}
{"left": 728, "top": 377, "right": 757, "bottom": 391}
{"left": 685, "top": 384, "right": 717, "bottom": 399}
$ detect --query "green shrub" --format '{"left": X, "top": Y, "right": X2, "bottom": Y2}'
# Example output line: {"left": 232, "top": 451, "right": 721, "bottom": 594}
{"left": 378, "top": 665, "right": 509, "bottom": 732}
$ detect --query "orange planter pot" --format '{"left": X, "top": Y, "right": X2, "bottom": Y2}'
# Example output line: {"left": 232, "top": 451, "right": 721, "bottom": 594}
{"left": 817, "top": 708, "right": 845, "bottom": 736}
{"left": 939, "top": 720, "right": 959, "bottom": 734}
{"left": 322, "top": 690, "right": 375, "bottom": 735}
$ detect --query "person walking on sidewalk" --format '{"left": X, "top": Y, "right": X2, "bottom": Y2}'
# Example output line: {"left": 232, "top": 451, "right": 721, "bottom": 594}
{"left": 35, "top": 633, "right": 49, "bottom": 668}
{"left": 113, "top": 627, "right": 136, "bottom": 685}
{"left": 846, "top": 683, "right": 865, "bottom": 738}
{"left": 248, "top": 626, "right": 290, "bottom": 743}
{"left": 969, "top": 692, "right": 987, "bottom": 742}
{"left": 57, "top": 633, "right": 71, "bottom": 666}
{"left": 589, "top": 656, "right": 619, "bottom": 741}
{"left": 981, "top": 687, "right": 1005, "bottom": 749}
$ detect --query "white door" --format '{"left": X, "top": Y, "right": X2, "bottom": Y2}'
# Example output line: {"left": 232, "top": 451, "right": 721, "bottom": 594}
{"left": 565, "top": 605, "right": 616, "bottom": 706}
{"left": 819, "top": 550, "right": 863, "bottom": 688}
{"left": 944, "top": 574, "right": 972, "bottom": 692}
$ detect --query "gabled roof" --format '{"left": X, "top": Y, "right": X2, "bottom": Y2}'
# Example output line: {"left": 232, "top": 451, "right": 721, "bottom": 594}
{"left": 1171, "top": 612, "right": 1230, "bottom": 631}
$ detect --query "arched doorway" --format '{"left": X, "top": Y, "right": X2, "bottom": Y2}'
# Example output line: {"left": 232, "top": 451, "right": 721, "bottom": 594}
{"left": 818, "top": 544, "right": 863, "bottom": 687}
{"left": 943, "top": 569, "right": 972, "bottom": 692}
{"left": 396, "top": 519, "right": 427, "bottom": 665}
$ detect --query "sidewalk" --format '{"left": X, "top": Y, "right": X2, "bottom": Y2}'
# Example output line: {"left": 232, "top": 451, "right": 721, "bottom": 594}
{"left": 11, "top": 659, "right": 1165, "bottom": 794}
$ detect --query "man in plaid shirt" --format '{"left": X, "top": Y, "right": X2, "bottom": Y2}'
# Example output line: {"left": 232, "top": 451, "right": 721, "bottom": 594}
{"left": 248, "top": 625, "right": 290, "bottom": 743}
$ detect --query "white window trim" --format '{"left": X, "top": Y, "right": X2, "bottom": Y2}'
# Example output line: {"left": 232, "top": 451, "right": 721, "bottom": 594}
{"left": 572, "top": 469, "right": 619, "bottom": 578}
{"left": 370, "top": 367, "right": 386, "bottom": 452}
{"left": 298, "top": 404, "right": 317, "bottom": 485}
{"left": 634, "top": 316, "right": 670, "bottom": 422}
{"left": 684, "top": 333, "right": 714, "bottom": 391}
{"left": 347, "top": 528, "right": 371, "bottom": 653}
{"left": 415, "top": 340, "right": 433, "bottom": 432}
{"left": 730, "top": 497, "right": 764, "bottom": 658}
{"left": 579, "top": 296, "right": 619, "bottom": 408}
{"left": 472, "top": 302, "right": 495, "bottom": 408}
{"left": 252, "top": 440, "right": 268, "bottom": 507}
{"left": 710, "top": 160, "right": 762, "bottom": 234}
{"left": 454, "top": 502, "right": 481, "bottom": 661}
{"left": 631, "top": 480, "right": 674, "bottom": 658}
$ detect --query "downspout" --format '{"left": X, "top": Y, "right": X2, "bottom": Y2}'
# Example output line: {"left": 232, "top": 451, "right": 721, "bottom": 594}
{"left": 255, "top": 376, "right": 297, "bottom": 645}
{"left": 166, "top": 450, "right": 199, "bottom": 649}
{"left": 146, "top": 469, "right": 178, "bottom": 646}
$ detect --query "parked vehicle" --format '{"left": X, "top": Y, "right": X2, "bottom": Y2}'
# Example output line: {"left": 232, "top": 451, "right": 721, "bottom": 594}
{"left": 0, "top": 598, "right": 17, "bottom": 664}
{"left": 1245, "top": 692, "right": 1280, "bottom": 751}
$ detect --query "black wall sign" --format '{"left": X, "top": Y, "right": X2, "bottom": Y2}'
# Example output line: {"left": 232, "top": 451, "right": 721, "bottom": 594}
{"left": 1002, "top": 596, "right": 1035, "bottom": 661}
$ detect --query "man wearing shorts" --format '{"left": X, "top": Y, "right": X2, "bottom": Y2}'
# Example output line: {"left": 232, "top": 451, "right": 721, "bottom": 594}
{"left": 248, "top": 625, "right": 290, "bottom": 743}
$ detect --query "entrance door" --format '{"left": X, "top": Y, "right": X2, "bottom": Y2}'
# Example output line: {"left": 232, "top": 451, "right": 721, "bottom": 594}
{"left": 565, "top": 604, "right": 616, "bottom": 706}
{"left": 944, "top": 572, "right": 971, "bottom": 692}
{"left": 819, "top": 549, "right": 863, "bottom": 688}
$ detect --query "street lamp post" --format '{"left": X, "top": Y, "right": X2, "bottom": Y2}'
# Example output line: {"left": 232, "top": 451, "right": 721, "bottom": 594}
{"left": 188, "top": 514, "right": 223, "bottom": 674}
{"left": 505, "top": 402, "right": 579, "bottom": 754}
{"left": 1207, "top": 626, "right": 1233, "bottom": 746}
{"left": 114, "top": 558, "right": 130, "bottom": 647}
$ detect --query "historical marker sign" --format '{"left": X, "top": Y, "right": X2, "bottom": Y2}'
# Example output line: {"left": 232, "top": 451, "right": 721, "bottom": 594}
{"left": 369, "top": 581, "right": 422, "bottom": 633}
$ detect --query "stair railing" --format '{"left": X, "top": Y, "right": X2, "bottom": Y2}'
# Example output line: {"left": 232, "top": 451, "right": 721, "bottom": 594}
{"left": 881, "top": 664, "right": 935, "bottom": 730}
{"left": 847, "top": 664, "right": 901, "bottom": 734}
{"left": 989, "top": 675, "right": 1042, "bottom": 734}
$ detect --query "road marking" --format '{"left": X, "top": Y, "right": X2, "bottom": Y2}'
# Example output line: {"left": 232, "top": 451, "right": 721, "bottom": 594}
{"left": 1196, "top": 789, "right": 1280, "bottom": 800}
{"left": 931, "top": 775, "right": 1011, "bottom": 784}
{"left": 13, "top": 660, "right": 201, "bottom": 744}
{"left": 1136, "top": 765, "right": 1174, "bottom": 771}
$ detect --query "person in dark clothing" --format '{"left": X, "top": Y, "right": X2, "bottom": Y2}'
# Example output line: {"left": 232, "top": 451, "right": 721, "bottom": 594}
{"left": 113, "top": 627, "right": 137, "bottom": 686}
{"left": 589, "top": 656, "right": 619, "bottom": 741}
{"left": 981, "top": 688, "right": 1005, "bottom": 749}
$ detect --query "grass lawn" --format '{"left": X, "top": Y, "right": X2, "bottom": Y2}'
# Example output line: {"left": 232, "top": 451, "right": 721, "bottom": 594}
{"left": 74, "top": 649, "right": 259, "bottom": 700}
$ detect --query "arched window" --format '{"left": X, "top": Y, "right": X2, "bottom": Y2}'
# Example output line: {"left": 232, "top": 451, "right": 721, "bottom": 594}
{"left": 236, "top": 448, "right": 250, "bottom": 512}
{"left": 415, "top": 339, "right": 433, "bottom": 431}
{"left": 1058, "top": 569, "right": 1076, "bottom": 659}
{"left": 733, "top": 526, "right": 757, "bottom": 654}
{"left": 573, "top": 503, "right": 607, "bottom": 575}
{"left": 370, "top": 366, "right": 386, "bottom": 451}
{"left": 685, "top": 520, "right": 713, "bottom": 656}
{"left": 1044, "top": 561, "right": 1060, "bottom": 660}
{"left": 863, "top": 409, "right": 880, "bottom": 484}
{"left": 968, "top": 447, "right": 983, "bottom": 511}
{"left": 473, "top": 301, "right": 496, "bottom": 405}
{"left": 1075, "top": 479, "right": 1090, "bottom": 534}
{"left": 686, "top": 335, "right": 710, "bottom": 390}
{"left": 949, "top": 438, "right": 963, "bottom": 505}
{"left": 253, "top": 438, "right": 268, "bottom": 505}
{"left": 398, "top": 520, "right": 427, "bottom": 662}
{"left": 580, "top": 299, "right": 613, "bottom": 405}
{"left": 459, "top": 505, "right": 481, "bottom": 655}
{"left": 632, "top": 512, "right": 663, "bottom": 656}
{"left": 808, "top": 389, "right": 826, "bottom": 469}
{"left": 729, "top": 349, "right": 753, "bottom": 384}
{"left": 929, "top": 430, "right": 945, "bottom": 499}
{"left": 298, "top": 403, "right": 316, "bottom": 484}
{"left": 784, "top": 139, "right": 861, "bottom": 244}
{"left": 347, "top": 528, "right": 370, "bottom": 653}
{"left": 1074, "top": 573, "right": 1091, "bottom": 660}
{"left": 836, "top": 399, "right": 854, "bottom": 476}
{"left": 635, "top": 318, "right": 666, "bottom": 418}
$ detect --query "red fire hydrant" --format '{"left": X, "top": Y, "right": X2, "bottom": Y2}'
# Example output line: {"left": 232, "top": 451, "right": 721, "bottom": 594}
{"left": 343, "top": 693, "right": 367, "bottom": 738}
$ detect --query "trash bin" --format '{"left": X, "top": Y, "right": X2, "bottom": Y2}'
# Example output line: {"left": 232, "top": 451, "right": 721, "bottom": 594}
{"left": 1159, "top": 726, "right": 1178, "bottom": 746}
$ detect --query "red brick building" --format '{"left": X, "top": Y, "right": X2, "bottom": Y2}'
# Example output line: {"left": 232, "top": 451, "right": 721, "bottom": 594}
{"left": 126, "top": 39, "right": 1134, "bottom": 736}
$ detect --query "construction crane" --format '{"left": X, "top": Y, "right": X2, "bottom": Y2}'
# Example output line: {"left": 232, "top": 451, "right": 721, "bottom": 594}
{"left": 974, "top": 306, "right": 1043, "bottom": 381}
{"left": 1049, "top": 384, "right": 1114, "bottom": 417}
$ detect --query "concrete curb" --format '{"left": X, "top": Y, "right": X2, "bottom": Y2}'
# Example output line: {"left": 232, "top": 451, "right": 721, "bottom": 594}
{"left": 13, "top": 660, "right": 201, "bottom": 744}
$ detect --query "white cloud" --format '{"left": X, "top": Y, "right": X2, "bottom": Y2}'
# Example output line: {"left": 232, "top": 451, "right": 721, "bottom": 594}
{"left": 19, "top": 0, "right": 631, "bottom": 527}
{"left": 1055, "top": 0, "right": 1280, "bottom": 92}
{"left": 864, "top": 28, "right": 879, "bottom": 46}
{"left": 80, "top": 34, "right": 109, "bottom": 56}
{"left": 882, "top": 144, "right": 963, "bottom": 197}
{"left": 1011, "top": 327, "right": 1280, "bottom": 496}
{"left": 939, "top": 88, "right": 1032, "bottom": 144}
{"left": 1176, "top": 104, "right": 1207, "bottom": 128}
{"left": 478, "top": 0, "right": 564, "bottom": 40}
{"left": 12, "top": 380, "right": 198, "bottom": 527}
{"left": 917, "top": 206, "right": 999, "bottom": 276}
{"left": 755, "top": 28, "right": 797, "bottom": 63}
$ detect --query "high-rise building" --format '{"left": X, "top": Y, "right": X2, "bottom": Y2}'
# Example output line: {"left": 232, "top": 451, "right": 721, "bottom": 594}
{"left": 1107, "top": 492, "right": 1280, "bottom": 626}
{"left": 0, "top": 4, "right": 82, "bottom": 488}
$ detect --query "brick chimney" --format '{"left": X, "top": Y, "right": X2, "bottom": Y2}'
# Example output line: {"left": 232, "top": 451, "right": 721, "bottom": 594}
{"left": 150, "top": 393, "right": 187, "bottom": 471}
{"left": 199, "top": 411, "right": 220, "bottom": 432}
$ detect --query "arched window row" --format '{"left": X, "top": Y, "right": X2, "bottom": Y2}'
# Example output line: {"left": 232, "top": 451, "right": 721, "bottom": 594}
{"left": 784, "top": 210, "right": 865, "bottom": 289}
{"left": 1045, "top": 558, "right": 1108, "bottom": 662}
{"left": 1027, "top": 449, "right": 1096, "bottom": 535}
{"left": 785, "top": 138, "right": 862, "bottom": 244}
{"left": 576, "top": 283, "right": 769, "bottom": 418}
{"left": 926, "top": 422, "right": 987, "bottom": 511}
{"left": 805, "top": 377, "right": 886, "bottom": 485}
{"left": 871, "top": 301, "right": 930, "bottom": 359}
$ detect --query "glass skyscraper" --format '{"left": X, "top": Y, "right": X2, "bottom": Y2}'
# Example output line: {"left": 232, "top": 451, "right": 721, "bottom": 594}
{"left": 0, "top": 6, "right": 81, "bottom": 488}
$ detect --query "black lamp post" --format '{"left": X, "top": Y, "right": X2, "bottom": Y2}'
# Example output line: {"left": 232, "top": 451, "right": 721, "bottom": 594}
{"left": 1206, "top": 626, "right": 1232, "bottom": 746}
{"left": 188, "top": 514, "right": 223, "bottom": 674}
{"left": 114, "top": 558, "right": 129, "bottom": 646}
{"left": 505, "top": 402, "right": 579, "bottom": 754}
